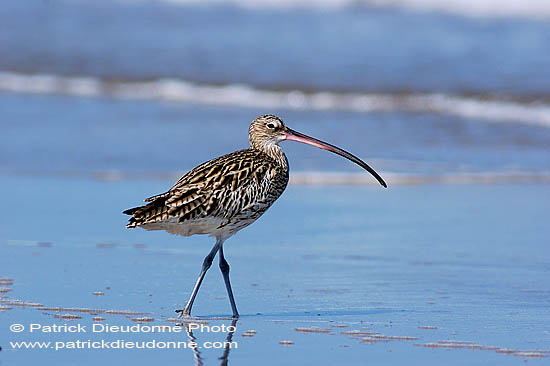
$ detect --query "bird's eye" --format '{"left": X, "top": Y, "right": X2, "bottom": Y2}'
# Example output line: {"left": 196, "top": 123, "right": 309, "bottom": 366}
{"left": 266, "top": 123, "right": 275, "bottom": 129}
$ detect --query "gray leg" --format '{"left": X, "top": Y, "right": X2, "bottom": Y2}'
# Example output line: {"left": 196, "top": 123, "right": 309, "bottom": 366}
{"left": 219, "top": 245, "right": 239, "bottom": 318}
{"left": 176, "top": 240, "right": 221, "bottom": 317}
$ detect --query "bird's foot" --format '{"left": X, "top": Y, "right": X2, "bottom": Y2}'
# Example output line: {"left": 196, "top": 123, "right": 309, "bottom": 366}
{"left": 175, "top": 308, "right": 191, "bottom": 318}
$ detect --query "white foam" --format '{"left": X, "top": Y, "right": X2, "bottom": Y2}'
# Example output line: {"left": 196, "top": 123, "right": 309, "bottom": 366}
{"left": 1, "top": 71, "right": 550, "bottom": 127}
{"left": 290, "top": 171, "right": 550, "bottom": 185}
{"left": 367, "top": 0, "right": 550, "bottom": 20}
{"left": 88, "top": 170, "right": 550, "bottom": 185}
{"left": 139, "top": 0, "right": 550, "bottom": 20}
{"left": 8, "top": 168, "right": 550, "bottom": 185}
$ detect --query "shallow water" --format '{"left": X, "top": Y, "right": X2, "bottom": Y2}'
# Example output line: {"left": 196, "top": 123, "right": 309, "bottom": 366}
{"left": 1, "top": 1, "right": 550, "bottom": 364}
{"left": 1, "top": 177, "right": 549, "bottom": 364}
{"left": 1, "top": 92, "right": 549, "bottom": 179}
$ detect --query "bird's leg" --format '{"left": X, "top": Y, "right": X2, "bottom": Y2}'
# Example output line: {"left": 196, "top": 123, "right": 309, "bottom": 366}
{"left": 176, "top": 240, "right": 221, "bottom": 317}
{"left": 219, "top": 244, "right": 239, "bottom": 318}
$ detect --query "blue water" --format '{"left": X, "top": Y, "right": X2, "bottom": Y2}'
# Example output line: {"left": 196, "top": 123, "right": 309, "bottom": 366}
{"left": 1, "top": 0, "right": 550, "bottom": 178}
{"left": 1, "top": 177, "right": 549, "bottom": 365}
{"left": 1, "top": 2, "right": 550, "bottom": 364}
{"left": 1, "top": 92, "right": 550, "bottom": 178}
{"left": 2, "top": 1, "right": 550, "bottom": 96}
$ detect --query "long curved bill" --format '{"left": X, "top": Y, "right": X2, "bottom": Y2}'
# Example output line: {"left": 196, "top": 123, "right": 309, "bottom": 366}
{"left": 283, "top": 127, "right": 387, "bottom": 188}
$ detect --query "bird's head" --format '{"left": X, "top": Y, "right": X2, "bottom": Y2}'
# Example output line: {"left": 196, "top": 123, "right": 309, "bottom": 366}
{"left": 248, "top": 114, "right": 287, "bottom": 148}
{"left": 248, "top": 114, "right": 387, "bottom": 188}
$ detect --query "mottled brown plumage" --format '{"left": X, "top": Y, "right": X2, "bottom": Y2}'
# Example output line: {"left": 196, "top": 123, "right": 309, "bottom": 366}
{"left": 124, "top": 115, "right": 290, "bottom": 241}
{"left": 124, "top": 148, "right": 289, "bottom": 239}
{"left": 123, "top": 114, "right": 386, "bottom": 318}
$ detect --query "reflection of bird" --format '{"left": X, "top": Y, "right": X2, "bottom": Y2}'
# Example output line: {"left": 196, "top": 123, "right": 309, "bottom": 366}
{"left": 182, "top": 319, "right": 238, "bottom": 366}
{"left": 124, "top": 114, "right": 387, "bottom": 318}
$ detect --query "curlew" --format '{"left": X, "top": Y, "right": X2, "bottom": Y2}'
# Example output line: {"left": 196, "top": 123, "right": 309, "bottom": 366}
{"left": 123, "top": 115, "right": 386, "bottom": 318}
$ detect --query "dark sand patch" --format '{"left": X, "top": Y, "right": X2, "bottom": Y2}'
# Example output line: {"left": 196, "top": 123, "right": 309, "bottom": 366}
{"left": 279, "top": 340, "right": 294, "bottom": 346}
{"left": 242, "top": 330, "right": 257, "bottom": 337}
{"left": 295, "top": 327, "right": 331, "bottom": 334}
{"left": 54, "top": 313, "right": 82, "bottom": 320}
{"left": 417, "top": 325, "right": 438, "bottom": 330}
{"left": 414, "top": 340, "right": 550, "bottom": 359}
{"left": 132, "top": 317, "right": 154, "bottom": 322}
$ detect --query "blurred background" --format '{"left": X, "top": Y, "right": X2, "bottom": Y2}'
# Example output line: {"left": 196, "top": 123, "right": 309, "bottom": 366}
{"left": 1, "top": 0, "right": 549, "bottom": 181}
{"left": 2, "top": 3, "right": 550, "bottom": 364}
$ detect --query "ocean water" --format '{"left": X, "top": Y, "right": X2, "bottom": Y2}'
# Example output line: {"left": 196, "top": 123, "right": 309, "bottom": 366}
{"left": 1, "top": 1, "right": 550, "bottom": 365}
{"left": 1, "top": 0, "right": 550, "bottom": 182}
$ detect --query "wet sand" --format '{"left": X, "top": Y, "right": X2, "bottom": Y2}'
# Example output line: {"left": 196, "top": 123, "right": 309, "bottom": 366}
{"left": 1, "top": 176, "right": 549, "bottom": 365}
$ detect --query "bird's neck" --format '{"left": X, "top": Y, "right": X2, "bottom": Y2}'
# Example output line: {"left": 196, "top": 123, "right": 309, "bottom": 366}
{"left": 254, "top": 143, "right": 288, "bottom": 171}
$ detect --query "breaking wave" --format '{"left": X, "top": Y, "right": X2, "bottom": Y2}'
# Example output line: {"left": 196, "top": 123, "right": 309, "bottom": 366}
{"left": 11, "top": 169, "right": 550, "bottom": 185}
{"left": 1, "top": 71, "right": 550, "bottom": 127}
{"left": 135, "top": 0, "right": 550, "bottom": 20}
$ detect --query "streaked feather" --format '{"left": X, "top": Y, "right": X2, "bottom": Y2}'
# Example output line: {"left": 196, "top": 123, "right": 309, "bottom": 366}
{"left": 124, "top": 148, "right": 289, "bottom": 240}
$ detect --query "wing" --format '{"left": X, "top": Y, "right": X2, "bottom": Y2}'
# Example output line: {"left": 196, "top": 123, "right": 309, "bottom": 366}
{"left": 123, "top": 149, "right": 284, "bottom": 231}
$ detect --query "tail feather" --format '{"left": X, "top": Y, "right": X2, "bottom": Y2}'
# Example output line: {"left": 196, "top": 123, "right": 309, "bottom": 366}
{"left": 144, "top": 191, "right": 171, "bottom": 202}
{"left": 123, "top": 197, "right": 168, "bottom": 228}
{"left": 122, "top": 207, "right": 141, "bottom": 215}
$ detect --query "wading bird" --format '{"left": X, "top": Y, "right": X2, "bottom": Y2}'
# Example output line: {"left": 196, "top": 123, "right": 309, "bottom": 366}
{"left": 124, "top": 115, "right": 386, "bottom": 318}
